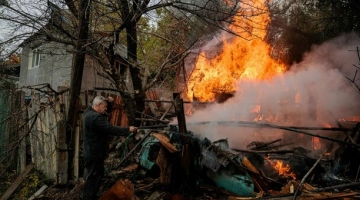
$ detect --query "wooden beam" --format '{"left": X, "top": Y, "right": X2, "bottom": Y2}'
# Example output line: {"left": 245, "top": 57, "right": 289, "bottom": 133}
{"left": 188, "top": 121, "right": 360, "bottom": 148}
{"left": 310, "top": 182, "right": 360, "bottom": 192}
{"left": 28, "top": 184, "right": 48, "bottom": 200}
{"left": 1, "top": 163, "right": 34, "bottom": 200}
{"left": 135, "top": 118, "right": 170, "bottom": 124}
{"left": 173, "top": 93, "right": 187, "bottom": 134}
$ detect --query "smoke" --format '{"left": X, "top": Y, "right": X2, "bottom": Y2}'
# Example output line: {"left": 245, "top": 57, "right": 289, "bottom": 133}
{"left": 185, "top": 32, "right": 360, "bottom": 149}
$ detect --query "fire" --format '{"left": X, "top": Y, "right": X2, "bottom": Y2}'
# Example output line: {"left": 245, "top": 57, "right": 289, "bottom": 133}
{"left": 268, "top": 159, "right": 296, "bottom": 180}
{"left": 312, "top": 137, "right": 321, "bottom": 150}
{"left": 185, "top": 0, "right": 287, "bottom": 102}
{"left": 340, "top": 116, "right": 360, "bottom": 122}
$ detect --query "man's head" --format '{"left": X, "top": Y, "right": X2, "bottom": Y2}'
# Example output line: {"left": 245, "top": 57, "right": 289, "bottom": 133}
{"left": 92, "top": 96, "right": 108, "bottom": 114}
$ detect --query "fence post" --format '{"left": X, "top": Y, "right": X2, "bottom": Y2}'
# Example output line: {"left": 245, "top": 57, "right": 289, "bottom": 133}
{"left": 56, "top": 119, "right": 68, "bottom": 184}
{"left": 17, "top": 90, "right": 26, "bottom": 173}
{"left": 74, "top": 119, "right": 80, "bottom": 181}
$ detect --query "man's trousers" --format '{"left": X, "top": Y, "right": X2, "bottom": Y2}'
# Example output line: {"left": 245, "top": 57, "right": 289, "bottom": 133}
{"left": 83, "top": 159, "right": 105, "bottom": 200}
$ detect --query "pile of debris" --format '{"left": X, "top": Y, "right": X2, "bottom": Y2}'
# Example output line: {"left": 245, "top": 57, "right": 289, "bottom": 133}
{"left": 100, "top": 121, "right": 360, "bottom": 200}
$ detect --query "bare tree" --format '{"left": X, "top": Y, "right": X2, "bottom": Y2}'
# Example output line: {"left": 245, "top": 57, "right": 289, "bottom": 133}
{"left": 266, "top": 0, "right": 360, "bottom": 65}
{"left": 346, "top": 47, "right": 360, "bottom": 93}
{"left": 1, "top": 0, "right": 274, "bottom": 180}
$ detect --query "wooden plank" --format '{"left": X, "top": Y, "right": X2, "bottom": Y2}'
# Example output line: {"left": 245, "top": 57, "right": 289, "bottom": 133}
{"left": 109, "top": 94, "right": 126, "bottom": 126}
{"left": 57, "top": 119, "right": 68, "bottom": 184}
{"left": 33, "top": 93, "right": 41, "bottom": 170}
{"left": 44, "top": 106, "right": 52, "bottom": 178}
{"left": 28, "top": 99, "right": 36, "bottom": 165}
{"left": 9, "top": 90, "right": 18, "bottom": 171}
{"left": 74, "top": 120, "right": 80, "bottom": 181}
{"left": 18, "top": 91, "right": 27, "bottom": 173}
{"left": 0, "top": 163, "right": 34, "bottom": 200}
{"left": 64, "top": 88, "right": 70, "bottom": 119}
{"left": 121, "top": 109, "right": 128, "bottom": 126}
{"left": 28, "top": 184, "right": 48, "bottom": 200}
{"left": 38, "top": 105, "right": 45, "bottom": 176}
{"left": 145, "top": 91, "right": 161, "bottom": 117}
{"left": 159, "top": 103, "right": 173, "bottom": 121}
{"left": 156, "top": 147, "right": 172, "bottom": 185}
{"left": 57, "top": 120, "right": 68, "bottom": 184}
{"left": 50, "top": 106, "right": 58, "bottom": 180}
{"left": 48, "top": 103, "right": 57, "bottom": 180}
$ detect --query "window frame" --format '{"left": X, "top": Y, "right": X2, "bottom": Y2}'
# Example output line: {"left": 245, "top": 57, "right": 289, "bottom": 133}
{"left": 29, "top": 48, "right": 41, "bottom": 69}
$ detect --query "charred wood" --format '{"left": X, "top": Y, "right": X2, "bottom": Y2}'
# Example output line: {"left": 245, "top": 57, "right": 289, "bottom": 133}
{"left": 265, "top": 155, "right": 290, "bottom": 160}
{"left": 190, "top": 121, "right": 360, "bottom": 148}
{"left": 144, "top": 99, "right": 190, "bottom": 104}
{"left": 232, "top": 149, "right": 295, "bottom": 154}
{"left": 292, "top": 138, "right": 337, "bottom": 200}
{"left": 135, "top": 118, "right": 170, "bottom": 124}
{"left": 159, "top": 103, "right": 175, "bottom": 121}
{"left": 248, "top": 139, "right": 282, "bottom": 150}
{"left": 110, "top": 163, "right": 138, "bottom": 175}
{"left": 135, "top": 178, "right": 160, "bottom": 193}
{"left": 266, "top": 143, "right": 295, "bottom": 150}
{"left": 136, "top": 111, "right": 171, "bottom": 124}
{"left": 310, "top": 181, "right": 360, "bottom": 192}
{"left": 137, "top": 125, "right": 169, "bottom": 129}
{"left": 114, "top": 130, "right": 155, "bottom": 170}
{"left": 190, "top": 121, "right": 352, "bottom": 131}
{"left": 333, "top": 122, "right": 360, "bottom": 180}
{"left": 213, "top": 146, "right": 284, "bottom": 191}
{"left": 336, "top": 120, "right": 356, "bottom": 144}
{"left": 173, "top": 93, "right": 187, "bottom": 134}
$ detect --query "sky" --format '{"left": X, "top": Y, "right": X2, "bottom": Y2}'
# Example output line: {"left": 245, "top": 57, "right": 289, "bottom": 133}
{"left": 0, "top": 0, "right": 50, "bottom": 57}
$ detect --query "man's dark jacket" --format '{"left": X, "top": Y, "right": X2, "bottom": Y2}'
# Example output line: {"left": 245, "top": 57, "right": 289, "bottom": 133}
{"left": 83, "top": 106, "right": 129, "bottom": 160}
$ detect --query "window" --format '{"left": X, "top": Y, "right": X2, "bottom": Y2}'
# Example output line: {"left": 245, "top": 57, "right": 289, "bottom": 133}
{"left": 32, "top": 49, "right": 41, "bottom": 68}
{"left": 29, "top": 48, "right": 41, "bottom": 68}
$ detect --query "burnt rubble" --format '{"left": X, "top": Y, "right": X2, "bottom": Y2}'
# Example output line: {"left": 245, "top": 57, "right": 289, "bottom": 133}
{"left": 95, "top": 95, "right": 360, "bottom": 199}
{"left": 101, "top": 120, "right": 360, "bottom": 200}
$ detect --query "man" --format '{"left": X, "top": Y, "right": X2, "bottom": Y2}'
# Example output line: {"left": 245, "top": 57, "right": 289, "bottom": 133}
{"left": 82, "top": 95, "right": 137, "bottom": 200}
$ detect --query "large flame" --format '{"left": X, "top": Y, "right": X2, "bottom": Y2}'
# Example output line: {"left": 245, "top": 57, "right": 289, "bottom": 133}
{"left": 186, "top": 0, "right": 287, "bottom": 102}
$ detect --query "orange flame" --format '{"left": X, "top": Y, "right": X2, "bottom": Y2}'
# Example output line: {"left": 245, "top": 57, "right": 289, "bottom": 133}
{"left": 312, "top": 137, "right": 321, "bottom": 150}
{"left": 269, "top": 159, "right": 296, "bottom": 180}
{"left": 186, "top": 0, "right": 287, "bottom": 102}
{"left": 340, "top": 116, "right": 360, "bottom": 122}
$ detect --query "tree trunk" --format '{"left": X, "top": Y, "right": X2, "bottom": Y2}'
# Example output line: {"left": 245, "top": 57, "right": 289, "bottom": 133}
{"left": 125, "top": 21, "right": 144, "bottom": 126}
{"left": 66, "top": 0, "right": 91, "bottom": 181}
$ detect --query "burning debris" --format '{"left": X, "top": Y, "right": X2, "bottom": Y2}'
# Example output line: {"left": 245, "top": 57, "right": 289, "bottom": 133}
{"left": 101, "top": 118, "right": 360, "bottom": 200}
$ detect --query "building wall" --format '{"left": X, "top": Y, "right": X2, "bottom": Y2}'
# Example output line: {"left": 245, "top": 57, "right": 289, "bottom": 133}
{"left": 82, "top": 55, "right": 113, "bottom": 92}
{"left": 20, "top": 41, "right": 114, "bottom": 97}
{"left": 19, "top": 42, "right": 72, "bottom": 94}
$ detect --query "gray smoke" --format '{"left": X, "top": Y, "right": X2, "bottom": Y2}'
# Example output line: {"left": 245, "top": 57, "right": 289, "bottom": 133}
{"left": 186, "top": 32, "right": 360, "bottom": 149}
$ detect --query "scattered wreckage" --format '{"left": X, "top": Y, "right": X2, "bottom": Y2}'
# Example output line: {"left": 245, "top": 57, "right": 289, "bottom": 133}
{"left": 102, "top": 120, "right": 360, "bottom": 200}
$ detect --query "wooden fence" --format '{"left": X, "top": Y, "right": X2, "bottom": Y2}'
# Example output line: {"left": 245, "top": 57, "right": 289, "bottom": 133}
{"left": 1, "top": 88, "right": 168, "bottom": 184}
{"left": 28, "top": 92, "right": 67, "bottom": 183}
{"left": 0, "top": 89, "right": 26, "bottom": 173}
{"left": 0, "top": 88, "right": 128, "bottom": 184}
